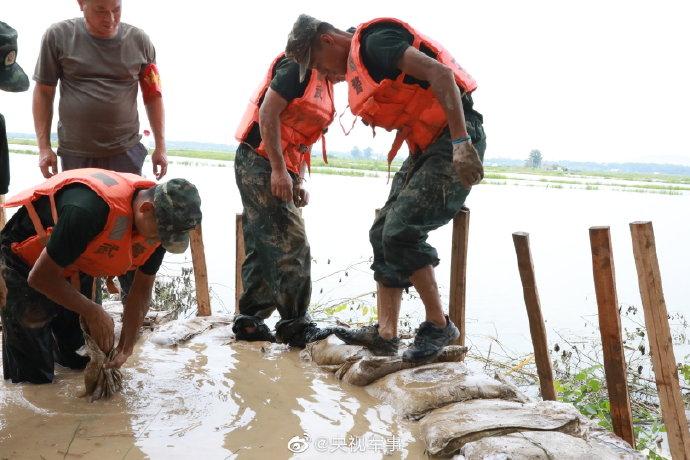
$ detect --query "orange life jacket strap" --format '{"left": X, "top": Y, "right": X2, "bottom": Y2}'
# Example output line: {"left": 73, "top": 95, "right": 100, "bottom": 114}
{"left": 388, "top": 128, "right": 409, "bottom": 165}
{"left": 25, "top": 201, "right": 48, "bottom": 244}
{"left": 48, "top": 194, "right": 58, "bottom": 225}
{"left": 321, "top": 133, "right": 328, "bottom": 165}
{"left": 70, "top": 272, "right": 80, "bottom": 291}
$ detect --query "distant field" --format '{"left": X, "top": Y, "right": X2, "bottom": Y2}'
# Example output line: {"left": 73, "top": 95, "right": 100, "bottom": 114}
{"left": 8, "top": 138, "right": 690, "bottom": 193}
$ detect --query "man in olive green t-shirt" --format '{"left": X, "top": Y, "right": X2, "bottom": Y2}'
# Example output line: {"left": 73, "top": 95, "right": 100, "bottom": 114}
{"left": 32, "top": 0, "right": 168, "bottom": 180}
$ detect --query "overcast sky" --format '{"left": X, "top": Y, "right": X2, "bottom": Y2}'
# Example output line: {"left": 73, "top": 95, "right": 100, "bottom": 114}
{"left": 2, "top": 0, "right": 689, "bottom": 163}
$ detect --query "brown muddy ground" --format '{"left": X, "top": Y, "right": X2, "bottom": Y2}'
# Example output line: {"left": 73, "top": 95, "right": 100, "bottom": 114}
{"left": 0, "top": 329, "right": 427, "bottom": 459}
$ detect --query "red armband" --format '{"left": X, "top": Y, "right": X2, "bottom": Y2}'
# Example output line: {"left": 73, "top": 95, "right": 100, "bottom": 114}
{"left": 140, "top": 63, "right": 162, "bottom": 103}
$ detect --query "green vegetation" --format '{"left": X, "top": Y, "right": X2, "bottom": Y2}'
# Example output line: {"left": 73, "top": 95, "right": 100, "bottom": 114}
{"left": 6, "top": 138, "right": 36, "bottom": 146}
{"left": 167, "top": 149, "right": 233, "bottom": 161}
{"left": 7, "top": 138, "right": 690, "bottom": 194}
{"left": 311, "top": 157, "right": 402, "bottom": 173}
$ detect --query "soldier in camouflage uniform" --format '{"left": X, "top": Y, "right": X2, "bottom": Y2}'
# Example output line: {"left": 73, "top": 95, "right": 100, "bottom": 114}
{"left": 1, "top": 173, "right": 202, "bottom": 384}
{"left": 232, "top": 53, "right": 339, "bottom": 347}
{"left": 285, "top": 15, "right": 486, "bottom": 363}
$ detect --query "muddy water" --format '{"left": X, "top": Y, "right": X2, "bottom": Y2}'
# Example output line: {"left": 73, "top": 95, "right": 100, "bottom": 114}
{"left": 0, "top": 331, "right": 425, "bottom": 459}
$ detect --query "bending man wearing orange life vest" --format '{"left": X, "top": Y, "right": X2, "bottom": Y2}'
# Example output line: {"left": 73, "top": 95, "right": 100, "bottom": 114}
{"left": 233, "top": 52, "right": 339, "bottom": 346}
{"left": 285, "top": 15, "right": 486, "bottom": 362}
{"left": 1, "top": 169, "right": 201, "bottom": 384}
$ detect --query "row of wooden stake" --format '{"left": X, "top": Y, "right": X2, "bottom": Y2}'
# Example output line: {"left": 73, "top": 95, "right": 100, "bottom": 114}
{"left": 511, "top": 222, "right": 690, "bottom": 458}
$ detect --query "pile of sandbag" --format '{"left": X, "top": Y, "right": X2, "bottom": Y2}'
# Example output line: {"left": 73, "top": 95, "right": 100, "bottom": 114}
{"left": 300, "top": 334, "right": 468, "bottom": 386}
{"left": 366, "top": 362, "right": 528, "bottom": 420}
{"left": 301, "top": 335, "right": 642, "bottom": 458}
{"left": 149, "top": 315, "right": 234, "bottom": 347}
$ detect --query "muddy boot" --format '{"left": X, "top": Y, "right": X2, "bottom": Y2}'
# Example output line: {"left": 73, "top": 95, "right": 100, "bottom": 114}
{"left": 334, "top": 324, "right": 400, "bottom": 356}
{"left": 280, "top": 322, "right": 340, "bottom": 348}
{"left": 402, "top": 315, "right": 459, "bottom": 363}
{"left": 232, "top": 317, "right": 276, "bottom": 343}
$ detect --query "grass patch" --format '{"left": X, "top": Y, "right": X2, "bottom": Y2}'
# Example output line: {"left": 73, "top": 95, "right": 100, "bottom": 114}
{"left": 166, "top": 149, "right": 233, "bottom": 161}
{"left": 8, "top": 148, "right": 37, "bottom": 155}
{"left": 310, "top": 167, "right": 377, "bottom": 178}
{"left": 7, "top": 138, "right": 37, "bottom": 146}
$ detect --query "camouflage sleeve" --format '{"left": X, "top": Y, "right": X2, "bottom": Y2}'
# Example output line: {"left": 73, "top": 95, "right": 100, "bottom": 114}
{"left": 33, "top": 26, "right": 61, "bottom": 85}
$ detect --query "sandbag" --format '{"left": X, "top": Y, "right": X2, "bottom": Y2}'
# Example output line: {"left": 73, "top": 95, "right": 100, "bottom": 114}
{"left": 149, "top": 316, "right": 233, "bottom": 347}
{"left": 460, "top": 430, "right": 643, "bottom": 460}
{"left": 79, "top": 318, "right": 122, "bottom": 402}
{"left": 337, "top": 345, "right": 468, "bottom": 386}
{"left": 102, "top": 300, "right": 173, "bottom": 328}
{"left": 420, "top": 399, "right": 586, "bottom": 457}
{"left": 300, "top": 334, "right": 370, "bottom": 366}
{"left": 366, "top": 362, "right": 527, "bottom": 420}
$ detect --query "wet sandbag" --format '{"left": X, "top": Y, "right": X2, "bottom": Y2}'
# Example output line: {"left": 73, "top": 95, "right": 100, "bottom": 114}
{"left": 79, "top": 318, "right": 122, "bottom": 402}
{"left": 420, "top": 399, "right": 585, "bottom": 457}
{"left": 366, "top": 362, "right": 526, "bottom": 419}
{"left": 300, "top": 334, "right": 370, "bottom": 367}
{"left": 460, "top": 431, "right": 643, "bottom": 460}
{"left": 149, "top": 316, "right": 233, "bottom": 347}
{"left": 337, "top": 345, "right": 468, "bottom": 386}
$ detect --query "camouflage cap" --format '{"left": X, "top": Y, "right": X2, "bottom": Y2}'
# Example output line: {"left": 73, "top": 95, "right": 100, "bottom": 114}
{"left": 153, "top": 178, "right": 202, "bottom": 254}
{"left": 285, "top": 14, "right": 323, "bottom": 82}
{"left": 0, "top": 22, "right": 29, "bottom": 93}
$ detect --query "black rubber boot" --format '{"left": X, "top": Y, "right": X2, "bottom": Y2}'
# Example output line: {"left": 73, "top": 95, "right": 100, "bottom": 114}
{"left": 279, "top": 322, "right": 341, "bottom": 348}
{"left": 402, "top": 315, "right": 459, "bottom": 363}
{"left": 334, "top": 324, "right": 400, "bottom": 356}
{"left": 232, "top": 316, "right": 276, "bottom": 343}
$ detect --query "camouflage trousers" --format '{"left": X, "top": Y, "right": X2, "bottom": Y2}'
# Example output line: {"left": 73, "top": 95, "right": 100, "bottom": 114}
{"left": 371, "top": 121, "right": 486, "bottom": 288}
{"left": 1, "top": 250, "right": 92, "bottom": 384}
{"left": 233, "top": 144, "right": 312, "bottom": 339}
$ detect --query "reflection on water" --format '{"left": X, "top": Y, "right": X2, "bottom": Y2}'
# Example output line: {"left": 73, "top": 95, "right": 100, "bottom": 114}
{"left": 0, "top": 333, "right": 425, "bottom": 458}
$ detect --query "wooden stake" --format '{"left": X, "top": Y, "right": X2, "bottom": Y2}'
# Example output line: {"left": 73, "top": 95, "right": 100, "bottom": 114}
{"left": 190, "top": 224, "right": 211, "bottom": 316}
{"left": 589, "top": 226, "right": 635, "bottom": 447}
{"left": 630, "top": 221, "right": 690, "bottom": 459}
{"left": 512, "top": 232, "right": 557, "bottom": 401}
{"left": 449, "top": 207, "right": 470, "bottom": 347}
{"left": 235, "top": 213, "right": 245, "bottom": 314}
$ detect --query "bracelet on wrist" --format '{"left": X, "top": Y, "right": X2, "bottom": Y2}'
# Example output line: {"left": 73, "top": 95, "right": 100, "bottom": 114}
{"left": 452, "top": 135, "right": 472, "bottom": 145}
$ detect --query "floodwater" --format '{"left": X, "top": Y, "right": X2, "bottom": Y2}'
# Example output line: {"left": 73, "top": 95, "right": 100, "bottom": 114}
{"left": 2, "top": 153, "right": 689, "bottom": 458}
{"left": 0, "top": 330, "right": 424, "bottom": 459}
{"left": 4, "top": 153, "right": 690, "bottom": 355}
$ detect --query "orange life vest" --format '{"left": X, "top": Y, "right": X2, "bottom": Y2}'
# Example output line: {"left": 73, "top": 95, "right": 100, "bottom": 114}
{"left": 235, "top": 53, "right": 335, "bottom": 173}
{"left": 347, "top": 18, "right": 478, "bottom": 163}
{"left": 3, "top": 168, "right": 161, "bottom": 278}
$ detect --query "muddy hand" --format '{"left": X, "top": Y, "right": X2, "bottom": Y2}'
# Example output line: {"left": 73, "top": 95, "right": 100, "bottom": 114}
{"left": 452, "top": 141, "right": 483, "bottom": 188}
{"left": 84, "top": 305, "right": 115, "bottom": 353}
{"left": 105, "top": 348, "right": 132, "bottom": 369}
{"left": 293, "top": 185, "right": 309, "bottom": 207}
{"left": 271, "top": 168, "right": 293, "bottom": 202}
